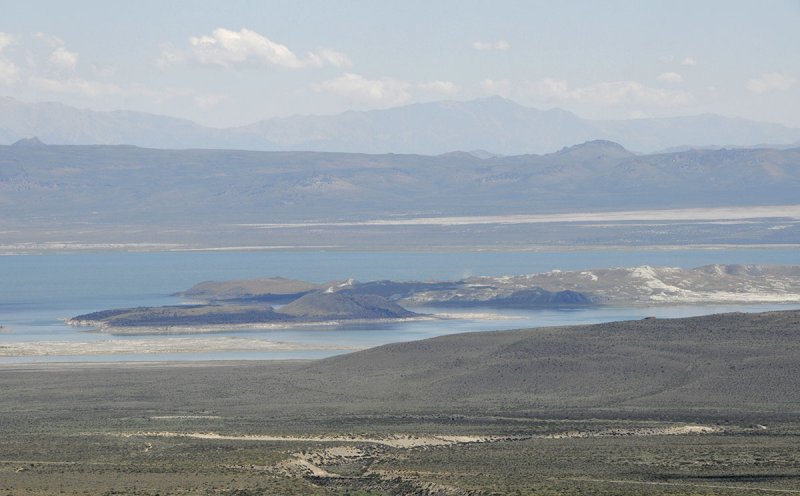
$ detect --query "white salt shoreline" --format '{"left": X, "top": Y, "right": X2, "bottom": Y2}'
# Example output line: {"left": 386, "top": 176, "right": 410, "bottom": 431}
{"left": 0, "top": 336, "right": 357, "bottom": 357}
{"left": 66, "top": 315, "right": 441, "bottom": 335}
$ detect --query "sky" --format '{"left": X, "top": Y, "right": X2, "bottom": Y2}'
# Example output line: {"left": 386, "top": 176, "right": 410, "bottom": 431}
{"left": 1, "top": 0, "right": 798, "bottom": 128}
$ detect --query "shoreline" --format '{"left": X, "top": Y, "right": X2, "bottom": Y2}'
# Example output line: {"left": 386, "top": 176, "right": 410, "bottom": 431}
{"left": 67, "top": 314, "right": 440, "bottom": 335}
{"left": 65, "top": 298, "right": 800, "bottom": 337}
{"left": 3, "top": 242, "right": 800, "bottom": 256}
{"left": 0, "top": 358, "right": 313, "bottom": 370}
{"left": 0, "top": 336, "right": 358, "bottom": 358}
{"left": 5, "top": 306, "right": 800, "bottom": 366}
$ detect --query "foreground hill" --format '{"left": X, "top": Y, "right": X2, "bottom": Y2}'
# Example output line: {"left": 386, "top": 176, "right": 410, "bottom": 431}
{"left": 4, "top": 310, "right": 799, "bottom": 493}
{"left": 292, "top": 310, "right": 800, "bottom": 416}
{"left": 22, "top": 309, "right": 800, "bottom": 420}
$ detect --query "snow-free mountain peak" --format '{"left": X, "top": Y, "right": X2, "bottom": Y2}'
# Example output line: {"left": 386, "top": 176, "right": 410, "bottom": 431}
{"left": 11, "top": 136, "right": 46, "bottom": 147}
{"left": 554, "top": 140, "right": 634, "bottom": 160}
{"left": 2, "top": 95, "right": 800, "bottom": 154}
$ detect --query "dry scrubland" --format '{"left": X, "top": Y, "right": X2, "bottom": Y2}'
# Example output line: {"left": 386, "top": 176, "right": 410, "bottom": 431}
{"left": 2, "top": 310, "right": 800, "bottom": 495}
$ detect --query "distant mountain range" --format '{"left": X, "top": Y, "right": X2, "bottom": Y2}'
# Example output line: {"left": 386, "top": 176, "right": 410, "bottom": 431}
{"left": 2, "top": 95, "right": 799, "bottom": 154}
{"left": 2, "top": 140, "right": 798, "bottom": 237}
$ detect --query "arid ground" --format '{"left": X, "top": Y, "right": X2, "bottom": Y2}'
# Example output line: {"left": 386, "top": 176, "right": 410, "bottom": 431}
{"left": 2, "top": 311, "right": 799, "bottom": 495}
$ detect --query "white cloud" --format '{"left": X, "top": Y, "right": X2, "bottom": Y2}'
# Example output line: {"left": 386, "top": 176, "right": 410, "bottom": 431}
{"left": 28, "top": 76, "right": 124, "bottom": 96}
{"left": 90, "top": 63, "right": 116, "bottom": 77}
{"left": 315, "top": 73, "right": 411, "bottom": 105}
{"left": 306, "top": 48, "right": 351, "bottom": 68}
{"left": 33, "top": 32, "right": 64, "bottom": 48}
{"left": 480, "top": 78, "right": 512, "bottom": 97}
{"left": 530, "top": 78, "right": 693, "bottom": 106}
{"left": 193, "top": 93, "right": 229, "bottom": 108}
{"left": 528, "top": 78, "right": 569, "bottom": 99}
{"left": 0, "top": 30, "right": 228, "bottom": 111}
{"left": 575, "top": 81, "right": 693, "bottom": 106}
{"left": 418, "top": 80, "right": 459, "bottom": 95}
{"left": 472, "top": 40, "right": 510, "bottom": 51}
{"left": 50, "top": 46, "right": 78, "bottom": 70}
{"left": 680, "top": 57, "right": 697, "bottom": 66}
{"left": 0, "top": 57, "right": 18, "bottom": 85}
{"left": 160, "top": 28, "right": 351, "bottom": 69}
{"left": 156, "top": 45, "right": 184, "bottom": 68}
{"left": 0, "top": 32, "right": 15, "bottom": 52}
{"left": 657, "top": 71, "right": 683, "bottom": 83}
{"left": 747, "top": 72, "right": 796, "bottom": 94}
{"left": 27, "top": 75, "right": 228, "bottom": 108}
{"left": 0, "top": 34, "right": 18, "bottom": 84}
{"left": 315, "top": 74, "right": 459, "bottom": 106}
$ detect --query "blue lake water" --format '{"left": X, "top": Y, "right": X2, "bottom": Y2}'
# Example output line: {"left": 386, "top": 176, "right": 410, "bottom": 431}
{"left": 1, "top": 249, "right": 799, "bottom": 363}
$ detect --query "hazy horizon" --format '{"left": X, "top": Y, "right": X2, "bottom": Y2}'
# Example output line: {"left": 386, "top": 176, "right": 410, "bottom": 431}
{"left": 3, "top": 94, "right": 800, "bottom": 132}
{"left": 1, "top": 1, "right": 798, "bottom": 128}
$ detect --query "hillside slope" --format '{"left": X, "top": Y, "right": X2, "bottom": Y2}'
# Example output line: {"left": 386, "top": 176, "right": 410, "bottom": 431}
{"left": 293, "top": 310, "right": 800, "bottom": 415}
{"left": 9, "top": 310, "right": 798, "bottom": 422}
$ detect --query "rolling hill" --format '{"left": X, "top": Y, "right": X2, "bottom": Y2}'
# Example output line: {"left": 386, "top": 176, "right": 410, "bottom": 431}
{"left": 5, "top": 310, "right": 800, "bottom": 419}
{"left": 293, "top": 310, "right": 800, "bottom": 416}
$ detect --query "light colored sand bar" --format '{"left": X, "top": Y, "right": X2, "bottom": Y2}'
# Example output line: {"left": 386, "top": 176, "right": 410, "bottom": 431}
{"left": 0, "top": 337, "right": 355, "bottom": 356}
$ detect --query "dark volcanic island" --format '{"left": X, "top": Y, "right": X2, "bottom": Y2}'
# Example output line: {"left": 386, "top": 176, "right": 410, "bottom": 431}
{"left": 69, "top": 290, "right": 420, "bottom": 332}
{"left": 69, "top": 265, "right": 800, "bottom": 333}
{"left": 68, "top": 275, "right": 593, "bottom": 333}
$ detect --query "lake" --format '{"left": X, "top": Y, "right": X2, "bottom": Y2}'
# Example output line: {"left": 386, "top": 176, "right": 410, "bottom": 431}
{"left": 2, "top": 248, "right": 799, "bottom": 363}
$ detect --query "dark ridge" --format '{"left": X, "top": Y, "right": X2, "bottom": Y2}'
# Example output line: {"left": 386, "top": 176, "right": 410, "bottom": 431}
{"left": 11, "top": 136, "right": 45, "bottom": 147}
{"left": 279, "top": 292, "right": 417, "bottom": 319}
{"left": 427, "top": 287, "right": 594, "bottom": 308}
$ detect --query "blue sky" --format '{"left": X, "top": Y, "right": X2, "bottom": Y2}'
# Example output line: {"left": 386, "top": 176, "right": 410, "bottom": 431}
{"left": 1, "top": 0, "right": 798, "bottom": 127}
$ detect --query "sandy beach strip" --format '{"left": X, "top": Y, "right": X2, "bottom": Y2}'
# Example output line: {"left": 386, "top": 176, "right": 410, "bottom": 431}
{"left": 237, "top": 204, "right": 800, "bottom": 229}
{"left": 70, "top": 315, "right": 438, "bottom": 335}
{"left": 0, "top": 336, "right": 357, "bottom": 357}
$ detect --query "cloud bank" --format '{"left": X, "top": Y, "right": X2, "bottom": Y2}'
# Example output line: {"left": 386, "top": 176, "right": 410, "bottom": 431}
{"left": 315, "top": 73, "right": 458, "bottom": 106}
{"left": 472, "top": 40, "right": 510, "bottom": 51}
{"left": 747, "top": 72, "right": 796, "bottom": 94}
{"left": 526, "top": 78, "right": 693, "bottom": 106}
{"left": 160, "top": 28, "right": 351, "bottom": 70}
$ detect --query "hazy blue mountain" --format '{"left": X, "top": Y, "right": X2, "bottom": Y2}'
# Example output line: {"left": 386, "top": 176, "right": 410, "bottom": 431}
{"left": 2, "top": 141, "right": 798, "bottom": 234}
{"left": 233, "top": 97, "right": 601, "bottom": 154}
{"left": 10, "top": 136, "right": 46, "bottom": 147}
{"left": 236, "top": 97, "right": 800, "bottom": 154}
{"left": 2, "top": 95, "right": 799, "bottom": 154}
{"left": 600, "top": 114, "right": 800, "bottom": 153}
{"left": 0, "top": 96, "right": 264, "bottom": 150}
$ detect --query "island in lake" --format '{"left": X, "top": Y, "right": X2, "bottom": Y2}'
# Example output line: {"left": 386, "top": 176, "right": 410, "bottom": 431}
{"left": 69, "top": 264, "right": 800, "bottom": 334}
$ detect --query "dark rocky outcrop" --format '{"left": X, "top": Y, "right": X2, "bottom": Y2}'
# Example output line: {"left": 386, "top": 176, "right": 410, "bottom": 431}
{"left": 280, "top": 292, "right": 416, "bottom": 319}
{"left": 70, "top": 291, "right": 418, "bottom": 329}
{"left": 11, "top": 136, "right": 45, "bottom": 147}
